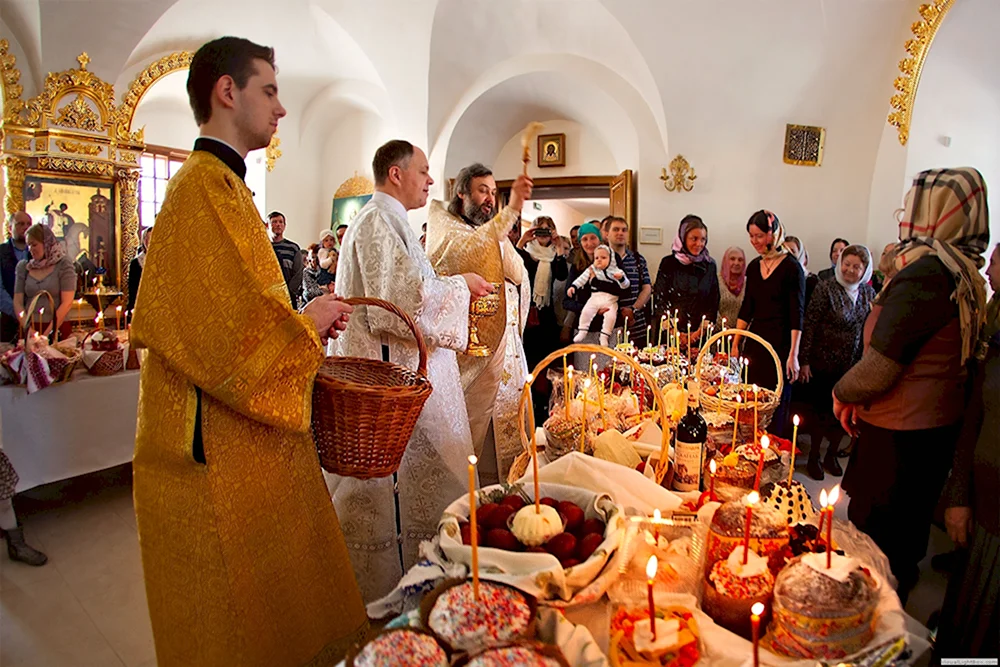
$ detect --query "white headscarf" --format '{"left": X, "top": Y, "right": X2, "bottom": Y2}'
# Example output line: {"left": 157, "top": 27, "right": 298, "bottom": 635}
{"left": 834, "top": 244, "right": 873, "bottom": 305}
{"left": 525, "top": 240, "right": 556, "bottom": 308}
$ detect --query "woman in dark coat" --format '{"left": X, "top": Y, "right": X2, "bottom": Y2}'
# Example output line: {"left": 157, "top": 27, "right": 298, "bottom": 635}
{"left": 127, "top": 227, "right": 152, "bottom": 313}
{"left": 652, "top": 215, "right": 719, "bottom": 348}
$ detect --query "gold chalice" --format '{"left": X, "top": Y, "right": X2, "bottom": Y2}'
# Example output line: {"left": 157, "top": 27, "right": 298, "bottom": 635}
{"left": 467, "top": 283, "right": 502, "bottom": 357}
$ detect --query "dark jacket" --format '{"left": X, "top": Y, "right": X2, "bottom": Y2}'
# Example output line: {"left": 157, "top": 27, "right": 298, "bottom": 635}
{"left": 0, "top": 239, "right": 22, "bottom": 301}
{"left": 652, "top": 254, "right": 720, "bottom": 330}
{"left": 127, "top": 256, "right": 143, "bottom": 312}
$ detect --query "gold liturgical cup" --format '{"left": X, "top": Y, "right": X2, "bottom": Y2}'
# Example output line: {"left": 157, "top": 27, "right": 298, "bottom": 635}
{"left": 467, "top": 283, "right": 502, "bottom": 357}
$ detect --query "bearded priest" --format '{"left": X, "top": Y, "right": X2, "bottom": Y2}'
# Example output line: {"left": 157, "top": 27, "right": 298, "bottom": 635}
{"left": 130, "top": 38, "right": 368, "bottom": 666}
{"left": 426, "top": 165, "right": 533, "bottom": 484}
{"left": 329, "top": 141, "right": 494, "bottom": 603}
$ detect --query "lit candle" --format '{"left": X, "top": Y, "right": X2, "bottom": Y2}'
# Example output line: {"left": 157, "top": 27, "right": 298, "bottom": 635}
{"left": 646, "top": 324, "right": 651, "bottom": 349}
{"left": 709, "top": 458, "right": 717, "bottom": 501}
{"left": 652, "top": 508, "right": 661, "bottom": 543}
{"left": 468, "top": 455, "right": 480, "bottom": 600}
{"left": 751, "top": 601, "right": 764, "bottom": 667}
{"left": 753, "top": 435, "right": 770, "bottom": 491}
{"left": 752, "top": 384, "right": 759, "bottom": 446}
{"left": 817, "top": 488, "right": 828, "bottom": 540}
{"left": 743, "top": 357, "right": 749, "bottom": 385}
{"left": 646, "top": 555, "right": 658, "bottom": 641}
{"left": 562, "top": 354, "right": 568, "bottom": 408}
{"left": 686, "top": 321, "right": 691, "bottom": 361}
{"left": 598, "top": 373, "right": 607, "bottom": 429}
{"left": 579, "top": 379, "right": 591, "bottom": 452}
{"left": 38, "top": 307, "right": 44, "bottom": 335}
{"left": 17, "top": 311, "right": 24, "bottom": 341}
{"left": 789, "top": 415, "right": 800, "bottom": 485}
{"left": 732, "top": 395, "right": 742, "bottom": 449}
{"left": 116, "top": 305, "right": 122, "bottom": 331}
{"left": 742, "top": 491, "right": 759, "bottom": 565}
{"left": 525, "top": 375, "right": 540, "bottom": 513}
{"left": 566, "top": 366, "right": 574, "bottom": 419}
{"left": 659, "top": 315, "right": 665, "bottom": 348}
{"left": 826, "top": 484, "right": 840, "bottom": 569}
{"left": 609, "top": 360, "right": 616, "bottom": 394}
{"left": 92, "top": 277, "right": 98, "bottom": 294}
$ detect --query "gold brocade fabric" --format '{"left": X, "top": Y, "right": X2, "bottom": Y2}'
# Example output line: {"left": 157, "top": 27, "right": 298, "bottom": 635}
{"left": 130, "top": 151, "right": 368, "bottom": 667}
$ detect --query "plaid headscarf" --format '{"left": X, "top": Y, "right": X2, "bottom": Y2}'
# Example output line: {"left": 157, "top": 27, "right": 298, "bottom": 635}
{"left": 892, "top": 167, "right": 990, "bottom": 363}
{"left": 26, "top": 225, "right": 66, "bottom": 271}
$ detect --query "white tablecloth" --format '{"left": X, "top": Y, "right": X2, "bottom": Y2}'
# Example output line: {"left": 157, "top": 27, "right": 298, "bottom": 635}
{"left": 0, "top": 371, "right": 139, "bottom": 491}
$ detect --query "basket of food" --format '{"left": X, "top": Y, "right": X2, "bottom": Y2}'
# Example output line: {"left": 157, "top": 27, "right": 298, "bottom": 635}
{"left": 1, "top": 291, "right": 82, "bottom": 387}
{"left": 694, "top": 329, "right": 782, "bottom": 430}
{"left": 81, "top": 328, "right": 125, "bottom": 377}
{"left": 507, "top": 343, "right": 675, "bottom": 486}
{"left": 312, "top": 297, "right": 432, "bottom": 479}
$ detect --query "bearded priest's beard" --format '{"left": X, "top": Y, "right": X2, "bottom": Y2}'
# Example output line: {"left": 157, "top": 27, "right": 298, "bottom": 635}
{"left": 463, "top": 199, "right": 494, "bottom": 227}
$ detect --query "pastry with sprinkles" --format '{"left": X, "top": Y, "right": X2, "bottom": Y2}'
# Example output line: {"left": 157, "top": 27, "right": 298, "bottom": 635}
{"left": 460, "top": 642, "right": 569, "bottom": 667}
{"left": 347, "top": 628, "right": 448, "bottom": 667}
{"left": 702, "top": 547, "right": 776, "bottom": 640}
{"left": 705, "top": 497, "right": 789, "bottom": 565}
{"left": 423, "top": 580, "right": 536, "bottom": 653}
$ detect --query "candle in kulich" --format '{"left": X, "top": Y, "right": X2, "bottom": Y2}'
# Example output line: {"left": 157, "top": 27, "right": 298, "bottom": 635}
{"left": 709, "top": 458, "right": 717, "bottom": 501}
{"left": 562, "top": 354, "right": 568, "bottom": 405}
{"left": 731, "top": 395, "right": 742, "bottom": 450}
{"left": 467, "top": 455, "right": 480, "bottom": 600}
{"left": 598, "top": 373, "right": 607, "bottom": 429}
{"left": 826, "top": 484, "right": 840, "bottom": 569}
{"left": 565, "top": 366, "right": 574, "bottom": 419}
{"left": 646, "top": 555, "right": 658, "bottom": 641}
{"left": 817, "top": 488, "right": 828, "bottom": 543}
{"left": 742, "top": 491, "right": 759, "bottom": 565}
{"left": 752, "top": 385, "right": 759, "bottom": 446}
{"left": 753, "top": 435, "right": 770, "bottom": 492}
{"left": 659, "top": 315, "right": 665, "bottom": 348}
{"left": 116, "top": 305, "right": 122, "bottom": 331}
{"left": 751, "top": 601, "right": 764, "bottom": 667}
{"left": 789, "top": 415, "right": 800, "bottom": 485}
{"left": 579, "top": 379, "right": 591, "bottom": 452}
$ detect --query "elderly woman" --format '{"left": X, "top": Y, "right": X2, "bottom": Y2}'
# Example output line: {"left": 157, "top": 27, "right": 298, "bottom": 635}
{"left": 716, "top": 246, "right": 746, "bottom": 329}
{"left": 935, "top": 243, "right": 1000, "bottom": 658}
{"left": 834, "top": 167, "right": 990, "bottom": 605}
{"left": 127, "top": 226, "right": 152, "bottom": 312}
{"left": 799, "top": 244, "right": 875, "bottom": 480}
{"left": 13, "top": 224, "right": 76, "bottom": 340}
{"left": 733, "top": 210, "right": 805, "bottom": 436}
{"left": 652, "top": 215, "right": 719, "bottom": 345}
{"left": 785, "top": 235, "right": 819, "bottom": 305}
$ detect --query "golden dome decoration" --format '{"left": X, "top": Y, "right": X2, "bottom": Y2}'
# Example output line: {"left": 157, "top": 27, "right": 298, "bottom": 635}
{"left": 334, "top": 172, "right": 374, "bottom": 199}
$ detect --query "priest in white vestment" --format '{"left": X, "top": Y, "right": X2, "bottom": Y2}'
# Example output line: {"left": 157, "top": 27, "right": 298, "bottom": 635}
{"left": 426, "top": 165, "right": 533, "bottom": 483}
{"left": 328, "top": 140, "right": 493, "bottom": 603}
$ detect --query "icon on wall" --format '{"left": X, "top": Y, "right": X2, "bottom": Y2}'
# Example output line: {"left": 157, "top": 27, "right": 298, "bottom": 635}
{"left": 537, "top": 133, "right": 566, "bottom": 168}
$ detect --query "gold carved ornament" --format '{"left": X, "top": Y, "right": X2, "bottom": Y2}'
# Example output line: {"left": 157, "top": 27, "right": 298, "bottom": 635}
{"left": 36, "top": 156, "right": 113, "bottom": 177}
{"left": 2, "top": 156, "right": 26, "bottom": 216}
{"left": 18, "top": 53, "right": 116, "bottom": 129}
{"left": 8, "top": 135, "right": 31, "bottom": 151}
{"left": 887, "top": 0, "right": 955, "bottom": 146}
{"left": 118, "top": 170, "right": 140, "bottom": 287}
{"left": 265, "top": 133, "right": 281, "bottom": 171}
{"left": 334, "top": 172, "right": 375, "bottom": 199}
{"left": 0, "top": 40, "right": 26, "bottom": 125}
{"left": 56, "top": 138, "right": 103, "bottom": 156}
{"left": 660, "top": 155, "right": 697, "bottom": 192}
{"left": 116, "top": 51, "right": 193, "bottom": 143}
{"left": 54, "top": 93, "right": 102, "bottom": 132}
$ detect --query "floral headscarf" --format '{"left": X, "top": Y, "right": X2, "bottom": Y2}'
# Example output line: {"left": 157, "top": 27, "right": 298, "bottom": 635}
{"left": 26, "top": 225, "right": 66, "bottom": 271}
{"left": 748, "top": 210, "right": 787, "bottom": 260}
{"left": 720, "top": 246, "right": 747, "bottom": 296}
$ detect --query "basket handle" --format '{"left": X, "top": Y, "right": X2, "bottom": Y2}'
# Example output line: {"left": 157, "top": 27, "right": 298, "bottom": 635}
{"left": 19, "top": 290, "right": 58, "bottom": 343}
{"left": 341, "top": 297, "right": 428, "bottom": 377}
{"left": 693, "top": 327, "right": 784, "bottom": 399}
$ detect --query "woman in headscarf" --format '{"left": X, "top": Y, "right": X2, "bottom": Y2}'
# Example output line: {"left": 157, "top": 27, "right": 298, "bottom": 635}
{"left": 127, "top": 226, "right": 153, "bottom": 312}
{"left": 732, "top": 210, "right": 806, "bottom": 437}
{"left": 784, "top": 235, "right": 819, "bottom": 305}
{"left": 652, "top": 215, "right": 720, "bottom": 347}
{"left": 818, "top": 237, "right": 850, "bottom": 282}
{"left": 13, "top": 223, "right": 77, "bottom": 340}
{"left": 799, "top": 244, "right": 875, "bottom": 480}
{"left": 834, "top": 167, "right": 990, "bottom": 605}
{"left": 716, "top": 246, "right": 746, "bottom": 329}
{"left": 935, "top": 243, "right": 1000, "bottom": 659}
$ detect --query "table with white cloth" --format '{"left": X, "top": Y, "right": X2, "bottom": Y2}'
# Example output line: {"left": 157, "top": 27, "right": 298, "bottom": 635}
{"left": 0, "top": 371, "right": 139, "bottom": 492}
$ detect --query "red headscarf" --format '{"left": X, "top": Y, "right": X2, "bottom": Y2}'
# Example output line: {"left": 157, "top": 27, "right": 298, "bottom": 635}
{"left": 720, "top": 246, "right": 747, "bottom": 296}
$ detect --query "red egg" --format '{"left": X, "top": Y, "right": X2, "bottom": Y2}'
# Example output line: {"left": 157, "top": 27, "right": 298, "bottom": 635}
{"left": 560, "top": 557, "right": 581, "bottom": 569}
{"left": 576, "top": 532, "right": 604, "bottom": 561}
{"left": 540, "top": 497, "right": 559, "bottom": 508}
{"left": 484, "top": 504, "right": 516, "bottom": 530}
{"left": 544, "top": 532, "right": 578, "bottom": 561}
{"left": 500, "top": 495, "right": 527, "bottom": 511}
{"left": 525, "top": 546, "right": 548, "bottom": 554}
{"left": 475, "top": 502, "right": 500, "bottom": 526}
{"left": 580, "top": 518, "right": 606, "bottom": 537}
{"left": 557, "top": 502, "right": 585, "bottom": 533}
{"left": 485, "top": 528, "right": 520, "bottom": 551}
{"left": 459, "top": 522, "right": 484, "bottom": 546}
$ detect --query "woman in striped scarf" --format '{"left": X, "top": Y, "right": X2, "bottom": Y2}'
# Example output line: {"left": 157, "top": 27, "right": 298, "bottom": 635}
{"left": 834, "top": 167, "right": 990, "bottom": 604}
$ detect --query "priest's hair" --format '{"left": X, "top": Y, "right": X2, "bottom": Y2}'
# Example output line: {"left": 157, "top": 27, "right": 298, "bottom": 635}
{"left": 448, "top": 163, "right": 494, "bottom": 219}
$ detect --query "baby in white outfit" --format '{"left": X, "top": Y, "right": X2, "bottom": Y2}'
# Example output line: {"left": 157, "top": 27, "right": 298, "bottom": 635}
{"left": 567, "top": 245, "right": 630, "bottom": 346}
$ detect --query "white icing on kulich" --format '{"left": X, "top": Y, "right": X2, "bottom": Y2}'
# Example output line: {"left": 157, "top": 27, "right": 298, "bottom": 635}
{"left": 726, "top": 546, "right": 768, "bottom": 578}
{"left": 802, "top": 552, "right": 859, "bottom": 583}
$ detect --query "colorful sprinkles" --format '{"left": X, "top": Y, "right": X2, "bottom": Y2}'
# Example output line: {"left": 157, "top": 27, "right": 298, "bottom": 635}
{"left": 428, "top": 581, "right": 532, "bottom": 653}
{"left": 353, "top": 630, "right": 447, "bottom": 667}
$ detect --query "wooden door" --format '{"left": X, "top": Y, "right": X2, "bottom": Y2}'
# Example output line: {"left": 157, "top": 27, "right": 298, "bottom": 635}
{"left": 609, "top": 169, "right": 635, "bottom": 248}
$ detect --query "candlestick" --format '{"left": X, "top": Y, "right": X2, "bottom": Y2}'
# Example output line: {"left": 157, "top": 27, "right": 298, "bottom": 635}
{"left": 732, "top": 395, "right": 742, "bottom": 449}
{"left": 709, "top": 458, "right": 717, "bottom": 501}
{"left": 646, "top": 555, "right": 658, "bottom": 641}
{"left": 753, "top": 435, "right": 769, "bottom": 492}
{"left": 789, "top": 415, "right": 800, "bottom": 485}
{"left": 598, "top": 373, "right": 607, "bottom": 429}
{"left": 566, "top": 366, "right": 574, "bottom": 419}
{"left": 658, "top": 315, "right": 665, "bottom": 348}
{"left": 817, "top": 488, "right": 828, "bottom": 541}
{"left": 742, "top": 491, "right": 759, "bottom": 564}
{"left": 468, "top": 455, "right": 480, "bottom": 600}
{"left": 751, "top": 601, "right": 764, "bottom": 667}
{"left": 827, "top": 484, "right": 840, "bottom": 569}
{"left": 752, "top": 384, "right": 759, "bottom": 446}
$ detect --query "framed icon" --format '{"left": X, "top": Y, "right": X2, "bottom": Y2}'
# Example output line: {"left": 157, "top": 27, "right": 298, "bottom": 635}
{"left": 537, "top": 133, "right": 566, "bottom": 168}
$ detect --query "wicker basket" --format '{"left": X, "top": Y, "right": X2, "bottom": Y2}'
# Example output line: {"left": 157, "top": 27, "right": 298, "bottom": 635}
{"left": 312, "top": 297, "right": 432, "bottom": 479}
{"left": 694, "top": 328, "right": 782, "bottom": 428}
{"left": 82, "top": 329, "right": 125, "bottom": 377}
{"left": 2, "top": 291, "right": 82, "bottom": 385}
{"left": 508, "top": 342, "right": 674, "bottom": 486}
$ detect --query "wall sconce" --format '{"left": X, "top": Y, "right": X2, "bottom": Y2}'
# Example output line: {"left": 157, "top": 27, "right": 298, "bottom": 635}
{"left": 660, "top": 155, "right": 696, "bottom": 192}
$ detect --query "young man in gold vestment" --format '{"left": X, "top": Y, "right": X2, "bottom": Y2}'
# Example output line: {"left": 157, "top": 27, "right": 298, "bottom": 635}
{"left": 130, "top": 37, "right": 369, "bottom": 666}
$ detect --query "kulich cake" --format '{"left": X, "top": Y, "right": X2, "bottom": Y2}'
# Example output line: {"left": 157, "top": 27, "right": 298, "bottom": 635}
{"left": 705, "top": 498, "right": 789, "bottom": 566}
{"left": 702, "top": 548, "right": 775, "bottom": 639}
{"left": 542, "top": 415, "right": 588, "bottom": 458}
{"left": 460, "top": 642, "right": 569, "bottom": 667}
{"left": 422, "top": 579, "right": 536, "bottom": 654}
{"left": 609, "top": 605, "right": 701, "bottom": 667}
{"left": 347, "top": 628, "right": 448, "bottom": 667}
{"left": 767, "top": 523, "right": 839, "bottom": 572}
{"left": 769, "top": 553, "right": 879, "bottom": 659}
{"left": 761, "top": 480, "right": 817, "bottom": 526}
{"left": 705, "top": 452, "right": 756, "bottom": 495}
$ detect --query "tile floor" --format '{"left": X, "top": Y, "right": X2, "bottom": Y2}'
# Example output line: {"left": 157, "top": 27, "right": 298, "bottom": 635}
{"left": 0, "top": 442, "right": 950, "bottom": 666}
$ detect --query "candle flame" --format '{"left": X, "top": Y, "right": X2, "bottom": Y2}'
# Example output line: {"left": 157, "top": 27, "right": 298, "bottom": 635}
{"left": 820, "top": 488, "right": 828, "bottom": 507}
{"left": 39, "top": 308, "right": 44, "bottom": 316}
{"left": 746, "top": 491, "right": 759, "bottom": 506}
{"left": 751, "top": 602, "right": 765, "bottom": 616}
{"left": 793, "top": 414, "right": 800, "bottom": 426}
{"left": 590, "top": 353, "right": 596, "bottom": 360}
{"left": 735, "top": 395, "right": 741, "bottom": 404}
{"left": 584, "top": 378, "right": 591, "bottom": 388}
{"left": 653, "top": 508, "right": 661, "bottom": 521}
{"left": 760, "top": 435, "right": 770, "bottom": 450}
{"left": 116, "top": 305, "right": 122, "bottom": 312}
{"left": 646, "top": 555, "right": 658, "bottom": 579}
{"left": 468, "top": 455, "right": 477, "bottom": 465}
{"left": 829, "top": 484, "right": 841, "bottom": 506}
{"left": 525, "top": 373, "right": 533, "bottom": 383}
{"left": 709, "top": 459, "right": 717, "bottom": 474}
{"left": 752, "top": 384, "right": 758, "bottom": 393}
